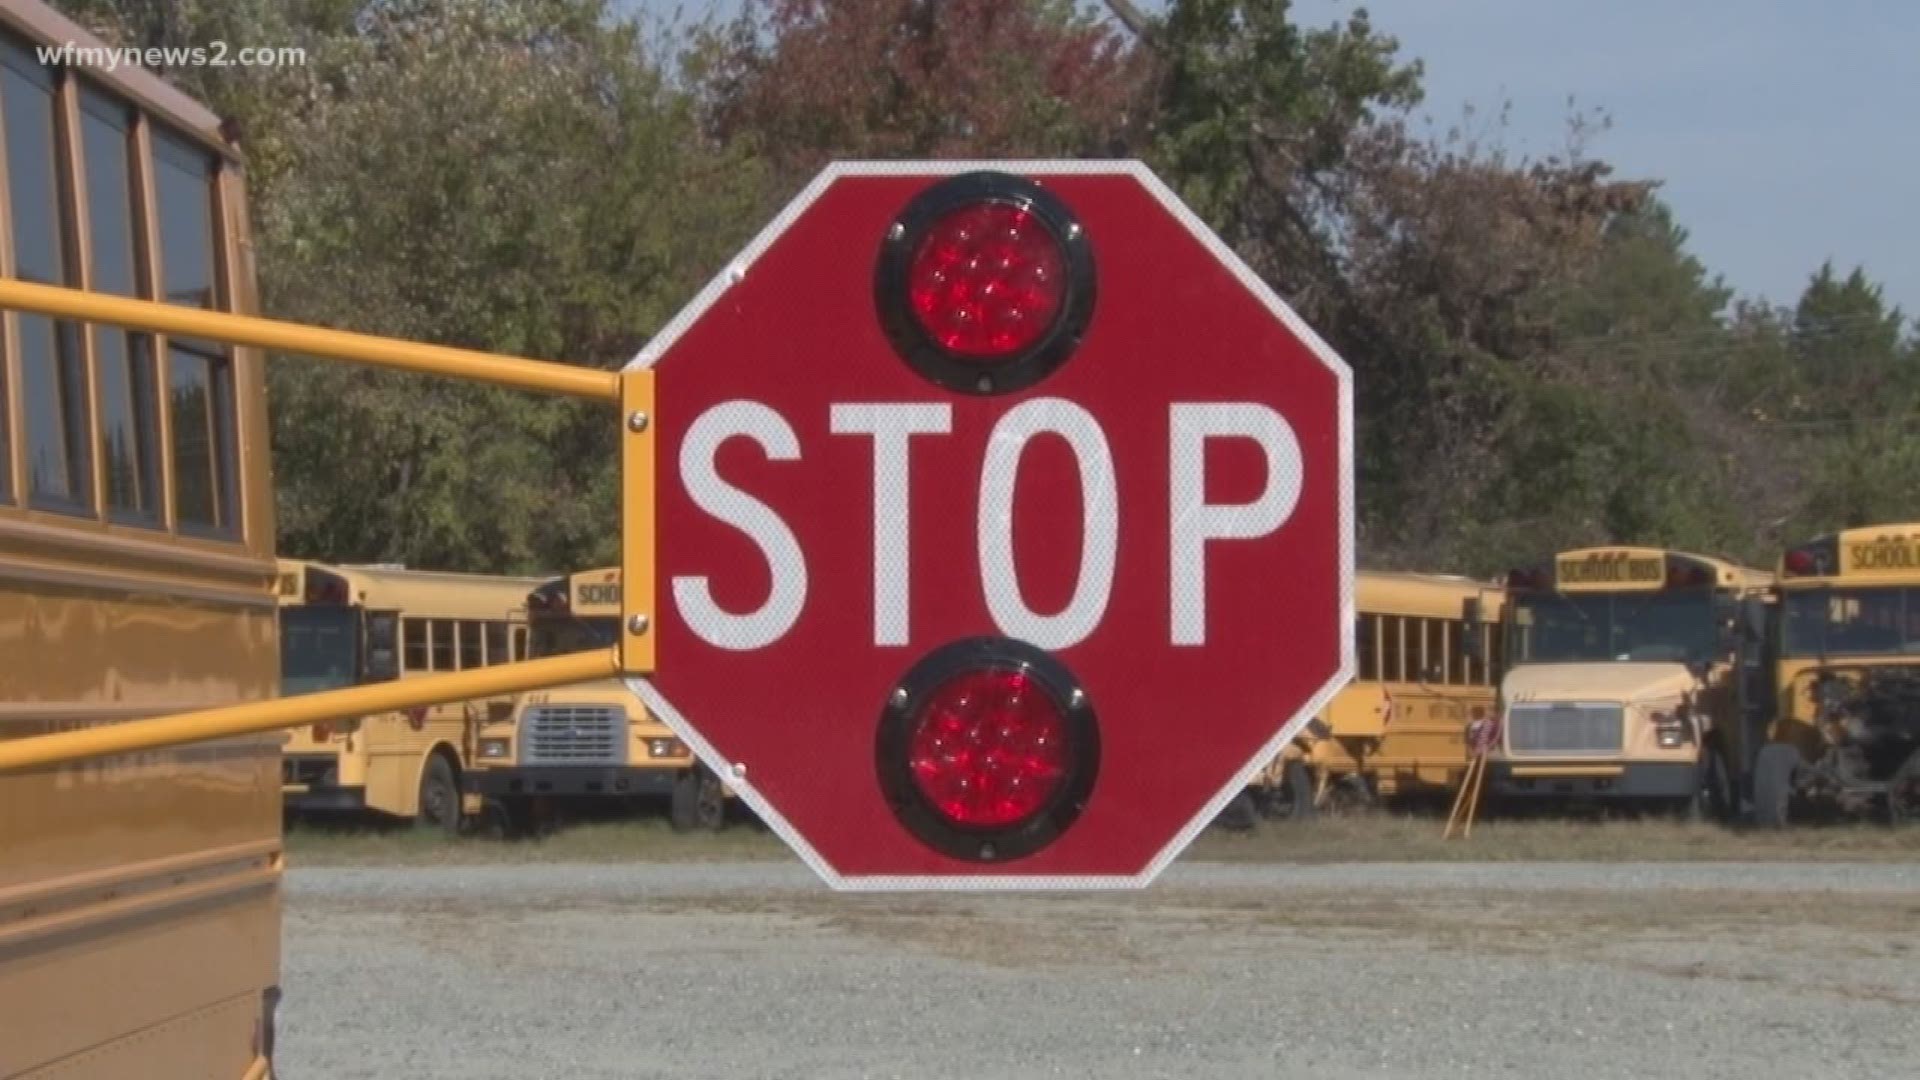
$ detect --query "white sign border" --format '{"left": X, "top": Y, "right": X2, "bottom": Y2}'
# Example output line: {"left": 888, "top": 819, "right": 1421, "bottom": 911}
{"left": 625, "top": 159, "right": 1357, "bottom": 892}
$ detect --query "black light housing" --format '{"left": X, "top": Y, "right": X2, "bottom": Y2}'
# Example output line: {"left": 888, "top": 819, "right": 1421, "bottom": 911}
{"left": 873, "top": 171, "right": 1096, "bottom": 396}
{"left": 875, "top": 636, "right": 1100, "bottom": 862}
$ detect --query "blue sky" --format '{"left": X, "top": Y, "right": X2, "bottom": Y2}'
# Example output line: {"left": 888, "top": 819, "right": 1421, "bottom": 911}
{"left": 629, "top": 0, "right": 1917, "bottom": 315}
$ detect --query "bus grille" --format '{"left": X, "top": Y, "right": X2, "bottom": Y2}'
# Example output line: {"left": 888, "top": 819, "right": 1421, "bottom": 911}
{"left": 522, "top": 705, "right": 626, "bottom": 765}
{"left": 1506, "top": 703, "right": 1624, "bottom": 755}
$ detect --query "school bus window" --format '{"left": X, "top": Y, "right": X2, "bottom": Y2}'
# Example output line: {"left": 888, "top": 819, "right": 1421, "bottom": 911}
{"left": 459, "top": 620, "right": 484, "bottom": 669}
{"left": 1379, "top": 615, "right": 1403, "bottom": 682}
{"left": 485, "top": 621, "right": 508, "bottom": 665}
{"left": 403, "top": 617, "right": 429, "bottom": 672}
{"left": 430, "top": 618, "right": 455, "bottom": 670}
{"left": 1443, "top": 618, "right": 1466, "bottom": 676}
{"left": 151, "top": 128, "right": 218, "bottom": 309}
{"left": 153, "top": 128, "right": 238, "bottom": 535}
{"left": 78, "top": 87, "right": 162, "bottom": 525}
{"left": 1356, "top": 614, "right": 1379, "bottom": 681}
{"left": 513, "top": 625, "right": 528, "bottom": 661}
{"left": 1422, "top": 618, "right": 1444, "bottom": 682}
{"left": 3, "top": 42, "right": 93, "bottom": 514}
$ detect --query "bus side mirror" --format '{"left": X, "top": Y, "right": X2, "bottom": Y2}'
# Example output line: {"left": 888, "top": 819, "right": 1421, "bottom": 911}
{"left": 363, "top": 611, "right": 401, "bottom": 682}
{"left": 1462, "top": 597, "right": 1484, "bottom": 662}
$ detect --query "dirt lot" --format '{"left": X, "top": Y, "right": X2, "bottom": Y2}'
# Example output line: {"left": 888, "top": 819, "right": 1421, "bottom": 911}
{"left": 281, "top": 860, "right": 1920, "bottom": 1079}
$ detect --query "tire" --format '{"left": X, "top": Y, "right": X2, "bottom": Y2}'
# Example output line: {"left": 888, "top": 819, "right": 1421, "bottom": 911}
{"left": 1690, "top": 744, "right": 1733, "bottom": 823}
{"left": 1888, "top": 750, "right": 1920, "bottom": 827}
{"left": 418, "top": 753, "right": 462, "bottom": 835}
{"left": 1255, "top": 759, "right": 1318, "bottom": 821}
{"left": 671, "top": 765, "right": 726, "bottom": 832}
{"left": 1213, "top": 790, "right": 1260, "bottom": 831}
{"left": 1751, "top": 742, "right": 1803, "bottom": 829}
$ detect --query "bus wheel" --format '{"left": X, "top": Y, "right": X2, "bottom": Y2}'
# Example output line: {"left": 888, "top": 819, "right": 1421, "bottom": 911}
{"left": 1213, "top": 790, "right": 1260, "bottom": 831}
{"left": 418, "top": 754, "right": 462, "bottom": 835}
{"left": 1888, "top": 752, "right": 1920, "bottom": 827}
{"left": 1752, "top": 743, "right": 1802, "bottom": 829}
{"left": 1690, "top": 745, "right": 1733, "bottom": 823}
{"left": 671, "top": 765, "right": 726, "bottom": 832}
{"left": 1255, "top": 759, "right": 1317, "bottom": 821}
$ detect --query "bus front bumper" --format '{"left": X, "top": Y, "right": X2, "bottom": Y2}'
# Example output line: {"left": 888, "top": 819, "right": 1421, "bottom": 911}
{"left": 1487, "top": 761, "right": 1696, "bottom": 800}
{"left": 281, "top": 754, "right": 364, "bottom": 812}
{"left": 465, "top": 765, "right": 679, "bottom": 799}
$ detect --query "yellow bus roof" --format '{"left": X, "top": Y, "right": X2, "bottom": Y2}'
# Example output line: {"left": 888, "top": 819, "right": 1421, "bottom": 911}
{"left": 1544, "top": 546, "right": 1773, "bottom": 592}
{"left": 1782, "top": 523, "right": 1920, "bottom": 584}
{"left": 277, "top": 559, "right": 545, "bottom": 617}
{"left": 1356, "top": 570, "right": 1504, "bottom": 618}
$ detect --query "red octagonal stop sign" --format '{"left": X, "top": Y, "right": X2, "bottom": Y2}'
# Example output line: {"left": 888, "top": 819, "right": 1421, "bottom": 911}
{"left": 627, "top": 161, "right": 1353, "bottom": 889}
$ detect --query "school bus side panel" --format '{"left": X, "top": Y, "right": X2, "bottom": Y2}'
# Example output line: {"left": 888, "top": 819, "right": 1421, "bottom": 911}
{"left": 0, "top": 569, "right": 280, "bottom": 1079}
{"left": 0, "top": 1, "right": 280, "bottom": 1067}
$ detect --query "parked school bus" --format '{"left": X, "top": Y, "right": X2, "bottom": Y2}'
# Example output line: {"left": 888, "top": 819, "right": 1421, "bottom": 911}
{"left": 0, "top": 3, "right": 283, "bottom": 1073}
{"left": 1489, "top": 547, "right": 1773, "bottom": 817}
{"left": 276, "top": 559, "right": 541, "bottom": 832}
{"left": 467, "top": 567, "right": 726, "bottom": 830}
{"left": 1754, "top": 523, "right": 1920, "bottom": 826}
{"left": 1244, "top": 572, "right": 1504, "bottom": 818}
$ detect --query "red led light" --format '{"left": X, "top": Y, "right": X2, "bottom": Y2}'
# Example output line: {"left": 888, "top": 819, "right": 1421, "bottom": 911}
{"left": 1784, "top": 549, "right": 1816, "bottom": 575}
{"left": 907, "top": 667, "right": 1070, "bottom": 828}
{"left": 907, "top": 202, "right": 1066, "bottom": 360}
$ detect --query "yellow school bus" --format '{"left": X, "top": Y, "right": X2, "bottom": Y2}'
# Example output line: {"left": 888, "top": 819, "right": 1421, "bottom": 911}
{"left": 277, "top": 559, "right": 541, "bottom": 831}
{"left": 467, "top": 566, "right": 723, "bottom": 830}
{"left": 1489, "top": 547, "right": 1773, "bottom": 817}
{"left": 1755, "top": 523, "right": 1920, "bottom": 825}
{"left": 1243, "top": 571, "right": 1505, "bottom": 819}
{"left": 0, "top": 2, "right": 283, "bottom": 1073}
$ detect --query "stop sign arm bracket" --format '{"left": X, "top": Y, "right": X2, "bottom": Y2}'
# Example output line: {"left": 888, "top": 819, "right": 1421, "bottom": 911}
{"left": 620, "top": 369, "right": 657, "bottom": 675}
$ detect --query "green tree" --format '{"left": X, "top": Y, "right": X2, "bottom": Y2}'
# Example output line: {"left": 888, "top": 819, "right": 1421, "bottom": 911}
{"left": 1784, "top": 265, "right": 1919, "bottom": 533}
{"left": 260, "top": 0, "right": 763, "bottom": 572}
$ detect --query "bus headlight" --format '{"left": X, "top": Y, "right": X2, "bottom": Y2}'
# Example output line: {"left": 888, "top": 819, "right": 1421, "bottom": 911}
{"left": 1649, "top": 713, "right": 1694, "bottom": 749}
{"left": 479, "top": 738, "right": 511, "bottom": 760}
{"left": 647, "top": 737, "right": 686, "bottom": 759}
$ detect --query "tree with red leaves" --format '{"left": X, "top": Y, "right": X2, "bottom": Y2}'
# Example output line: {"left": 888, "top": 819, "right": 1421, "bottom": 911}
{"left": 692, "top": 0, "right": 1146, "bottom": 191}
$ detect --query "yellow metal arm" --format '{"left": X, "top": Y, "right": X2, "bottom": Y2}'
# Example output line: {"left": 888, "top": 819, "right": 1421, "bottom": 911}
{"left": 0, "top": 651, "right": 621, "bottom": 774}
{"left": 0, "top": 278, "right": 620, "bottom": 402}
{"left": 0, "top": 279, "right": 657, "bottom": 770}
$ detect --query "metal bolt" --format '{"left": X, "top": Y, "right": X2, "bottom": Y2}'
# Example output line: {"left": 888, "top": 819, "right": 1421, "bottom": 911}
{"left": 627, "top": 411, "right": 650, "bottom": 433}
{"left": 729, "top": 264, "right": 747, "bottom": 283}
{"left": 887, "top": 222, "right": 906, "bottom": 241}
{"left": 891, "top": 687, "right": 909, "bottom": 708}
{"left": 975, "top": 373, "right": 993, "bottom": 393}
{"left": 978, "top": 842, "right": 997, "bottom": 860}
{"left": 731, "top": 762, "right": 747, "bottom": 779}
{"left": 1070, "top": 688, "right": 1085, "bottom": 709}
{"left": 627, "top": 614, "right": 650, "bottom": 634}
{"left": 1064, "top": 222, "right": 1083, "bottom": 241}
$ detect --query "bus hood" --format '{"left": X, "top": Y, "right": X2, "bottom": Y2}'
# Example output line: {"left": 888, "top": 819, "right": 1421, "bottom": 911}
{"left": 1502, "top": 662, "right": 1697, "bottom": 706}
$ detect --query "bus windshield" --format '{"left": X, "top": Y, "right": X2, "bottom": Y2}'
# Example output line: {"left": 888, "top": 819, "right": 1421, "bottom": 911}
{"left": 280, "top": 606, "right": 359, "bottom": 695}
{"left": 529, "top": 615, "right": 619, "bottom": 658}
{"left": 1513, "top": 590, "right": 1717, "bottom": 664}
{"left": 1784, "top": 587, "right": 1920, "bottom": 657}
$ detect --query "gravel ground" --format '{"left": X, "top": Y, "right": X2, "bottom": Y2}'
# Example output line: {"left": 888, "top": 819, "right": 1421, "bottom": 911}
{"left": 281, "top": 861, "right": 1920, "bottom": 1079}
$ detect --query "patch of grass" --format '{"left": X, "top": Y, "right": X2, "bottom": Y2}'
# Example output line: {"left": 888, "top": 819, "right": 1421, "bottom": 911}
{"left": 285, "top": 815, "right": 789, "bottom": 867}
{"left": 286, "top": 807, "right": 1920, "bottom": 868}
{"left": 1188, "top": 811, "right": 1920, "bottom": 863}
